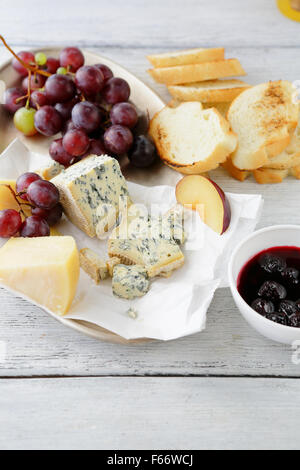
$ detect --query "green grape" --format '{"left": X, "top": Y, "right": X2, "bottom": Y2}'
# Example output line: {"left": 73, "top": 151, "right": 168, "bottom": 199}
{"left": 57, "top": 67, "right": 67, "bottom": 75}
{"left": 35, "top": 52, "right": 47, "bottom": 66}
{"left": 13, "top": 107, "right": 37, "bottom": 136}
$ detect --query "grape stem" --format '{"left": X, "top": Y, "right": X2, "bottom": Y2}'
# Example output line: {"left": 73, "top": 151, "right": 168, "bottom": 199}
{"left": 1, "top": 184, "right": 32, "bottom": 218}
{"left": 0, "top": 36, "right": 51, "bottom": 78}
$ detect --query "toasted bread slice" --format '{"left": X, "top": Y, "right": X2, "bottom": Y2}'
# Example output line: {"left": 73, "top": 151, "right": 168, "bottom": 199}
{"left": 228, "top": 81, "right": 298, "bottom": 170}
{"left": 221, "top": 158, "right": 250, "bottom": 181}
{"left": 263, "top": 112, "right": 300, "bottom": 169}
{"left": 149, "top": 102, "right": 237, "bottom": 174}
{"left": 148, "top": 59, "right": 246, "bottom": 86}
{"left": 147, "top": 48, "right": 225, "bottom": 68}
{"left": 253, "top": 168, "right": 289, "bottom": 184}
{"left": 168, "top": 79, "right": 250, "bottom": 103}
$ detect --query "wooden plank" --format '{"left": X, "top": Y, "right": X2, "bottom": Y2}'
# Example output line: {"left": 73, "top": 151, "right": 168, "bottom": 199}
{"left": 0, "top": 287, "right": 299, "bottom": 378}
{"left": 0, "top": 0, "right": 297, "bottom": 48}
{"left": 0, "top": 45, "right": 300, "bottom": 377}
{"left": 1, "top": 376, "right": 300, "bottom": 450}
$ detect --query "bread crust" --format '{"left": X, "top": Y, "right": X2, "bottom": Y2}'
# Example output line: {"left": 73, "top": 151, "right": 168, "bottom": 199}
{"left": 221, "top": 158, "right": 250, "bottom": 181}
{"left": 253, "top": 168, "right": 289, "bottom": 184}
{"left": 168, "top": 80, "right": 250, "bottom": 103}
{"left": 149, "top": 105, "right": 237, "bottom": 174}
{"left": 148, "top": 59, "right": 246, "bottom": 86}
{"left": 147, "top": 48, "right": 225, "bottom": 68}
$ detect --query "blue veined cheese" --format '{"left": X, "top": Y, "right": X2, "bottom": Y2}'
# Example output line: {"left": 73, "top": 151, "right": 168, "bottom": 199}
{"left": 36, "top": 161, "right": 65, "bottom": 181}
{"left": 112, "top": 264, "right": 149, "bottom": 300}
{"left": 108, "top": 205, "right": 185, "bottom": 278}
{"left": 52, "top": 155, "right": 132, "bottom": 238}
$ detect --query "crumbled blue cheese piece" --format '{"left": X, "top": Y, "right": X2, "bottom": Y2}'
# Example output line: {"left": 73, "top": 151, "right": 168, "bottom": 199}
{"left": 112, "top": 264, "right": 149, "bottom": 300}
{"left": 52, "top": 155, "right": 131, "bottom": 238}
{"left": 79, "top": 248, "right": 108, "bottom": 284}
{"left": 108, "top": 204, "right": 185, "bottom": 278}
{"left": 36, "top": 161, "right": 64, "bottom": 181}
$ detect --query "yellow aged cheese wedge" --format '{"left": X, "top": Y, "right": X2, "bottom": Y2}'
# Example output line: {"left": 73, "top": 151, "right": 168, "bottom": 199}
{"left": 0, "top": 179, "right": 31, "bottom": 217}
{"left": 0, "top": 236, "right": 79, "bottom": 316}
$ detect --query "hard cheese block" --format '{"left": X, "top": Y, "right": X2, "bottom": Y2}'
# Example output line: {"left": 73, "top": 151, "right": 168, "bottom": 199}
{"left": 0, "top": 236, "right": 79, "bottom": 316}
{"left": 52, "top": 154, "right": 131, "bottom": 238}
{"left": 112, "top": 264, "right": 149, "bottom": 299}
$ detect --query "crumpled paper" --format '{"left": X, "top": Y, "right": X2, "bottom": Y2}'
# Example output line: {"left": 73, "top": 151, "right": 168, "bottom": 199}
{"left": 0, "top": 139, "right": 263, "bottom": 340}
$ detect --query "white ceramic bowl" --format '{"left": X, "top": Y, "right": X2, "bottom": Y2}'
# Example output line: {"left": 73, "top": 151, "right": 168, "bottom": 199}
{"left": 228, "top": 225, "right": 300, "bottom": 344}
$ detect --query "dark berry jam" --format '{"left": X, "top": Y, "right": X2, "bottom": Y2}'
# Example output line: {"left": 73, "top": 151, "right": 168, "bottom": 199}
{"left": 237, "top": 246, "right": 300, "bottom": 327}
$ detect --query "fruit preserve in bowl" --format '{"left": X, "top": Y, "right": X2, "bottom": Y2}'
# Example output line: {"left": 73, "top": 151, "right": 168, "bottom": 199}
{"left": 228, "top": 225, "right": 300, "bottom": 344}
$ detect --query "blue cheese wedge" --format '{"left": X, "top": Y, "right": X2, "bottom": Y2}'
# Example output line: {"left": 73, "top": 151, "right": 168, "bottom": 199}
{"left": 52, "top": 155, "right": 131, "bottom": 238}
{"left": 112, "top": 264, "right": 149, "bottom": 300}
{"left": 108, "top": 205, "right": 185, "bottom": 278}
{"left": 36, "top": 161, "right": 65, "bottom": 181}
{"left": 79, "top": 248, "right": 108, "bottom": 284}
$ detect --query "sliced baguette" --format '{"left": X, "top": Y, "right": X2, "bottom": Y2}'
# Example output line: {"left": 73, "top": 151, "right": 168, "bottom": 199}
{"left": 168, "top": 99, "right": 231, "bottom": 118}
{"left": 149, "top": 102, "right": 237, "bottom": 174}
{"left": 228, "top": 81, "right": 299, "bottom": 170}
{"left": 168, "top": 79, "right": 250, "bottom": 103}
{"left": 221, "top": 158, "right": 250, "bottom": 182}
{"left": 148, "top": 59, "right": 246, "bottom": 86}
{"left": 253, "top": 168, "right": 289, "bottom": 184}
{"left": 262, "top": 112, "right": 300, "bottom": 169}
{"left": 147, "top": 48, "right": 225, "bottom": 68}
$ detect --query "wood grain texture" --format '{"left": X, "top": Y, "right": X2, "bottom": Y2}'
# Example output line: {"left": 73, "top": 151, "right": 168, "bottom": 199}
{"left": 1, "top": 376, "right": 300, "bottom": 450}
{"left": 0, "top": 0, "right": 297, "bottom": 48}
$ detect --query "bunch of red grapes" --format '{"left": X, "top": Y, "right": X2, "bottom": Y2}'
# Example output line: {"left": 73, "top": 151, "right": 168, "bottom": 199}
{"left": 4, "top": 46, "right": 157, "bottom": 169}
{"left": 0, "top": 172, "right": 62, "bottom": 238}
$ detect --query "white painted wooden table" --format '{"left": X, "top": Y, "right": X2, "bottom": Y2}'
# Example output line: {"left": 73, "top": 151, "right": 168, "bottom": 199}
{"left": 1, "top": 0, "right": 300, "bottom": 450}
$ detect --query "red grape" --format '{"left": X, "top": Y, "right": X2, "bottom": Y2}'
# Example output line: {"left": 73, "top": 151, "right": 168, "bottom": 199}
{"left": 31, "top": 203, "right": 63, "bottom": 226}
{"left": 4, "top": 87, "right": 26, "bottom": 113}
{"left": 87, "top": 138, "right": 106, "bottom": 156}
{"left": 93, "top": 64, "right": 113, "bottom": 82}
{"left": 20, "top": 216, "right": 50, "bottom": 237}
{"left": 22, "top": 74, "right": 46, "bottom": 93}
{"left": 49, "top": 138, "right": 75, "bottom": 166}
{"left": 30, "top": 90, "right": 49, "bottom": 109}
{"left": 44, "top": 57, "right": 60, "bottom": 74}
{"left": 102, "top": 78, "right": 130, "bottom": 104}
{"left": 62, "top": 119, "right": 77, "bottom": 134}
{"left": 16, "top": 172, "right": 42, "bottom": 201}
{"left": 104, "top": 125, "right": 133, "bottom": 155}
{"left": 62, "top": 129, "right": 90, "bottom": 156}
{"left": 0, "top": 209, "right": 22, "bottom": 238}
{"left": 55, "top": 96, "right": 78, "bottom": 121}
{"left": 12, "top": 51, "right": 35, "bottom": 77}
{"left": 34, "top": 105, "right": 63, "bottom": 136}
{"left": 110, "top": 102, "right": 138, "bottom": 129}
{"left": 71, "top": 101, "right": 102, "bottom": 133}
{"left": 27, "top": 180, "right": 60, "bottom": 210}
{"left": 75, "top": 66, "right": 104, "bottom": 95}
{"left": 128, "top": 135, "right": 157, "bottom": 168}
{"left": 45, "top": 74, "right": 76, "bottom": 103}
{"left": 60, "top": 47, "right": 84, "bottom": 72}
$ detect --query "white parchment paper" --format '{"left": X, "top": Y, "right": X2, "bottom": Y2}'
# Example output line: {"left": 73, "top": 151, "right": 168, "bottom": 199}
{"left": 0, "top": 139, "right": 263, "bottom": 340}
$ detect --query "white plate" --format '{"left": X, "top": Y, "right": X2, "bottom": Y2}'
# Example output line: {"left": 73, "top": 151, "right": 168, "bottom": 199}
{"left": 0, "top": 47, "right": 169, "bottom": 343}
